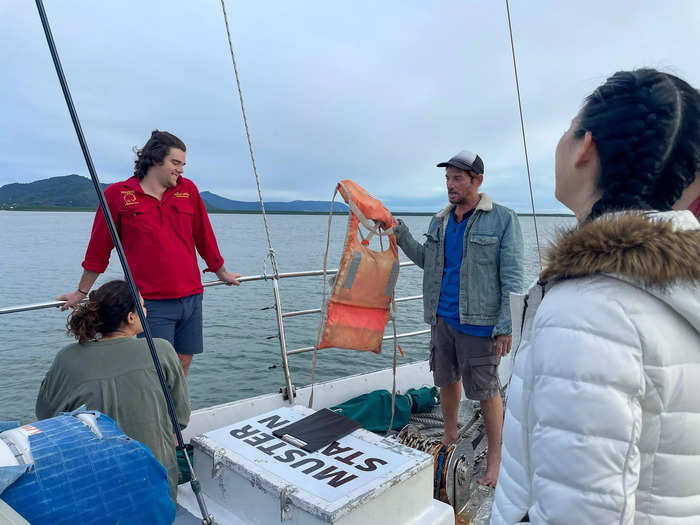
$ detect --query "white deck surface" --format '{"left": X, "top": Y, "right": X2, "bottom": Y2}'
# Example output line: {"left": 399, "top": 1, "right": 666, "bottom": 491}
{"left": 176, "top": 362, "right": 460, "bottom": 524}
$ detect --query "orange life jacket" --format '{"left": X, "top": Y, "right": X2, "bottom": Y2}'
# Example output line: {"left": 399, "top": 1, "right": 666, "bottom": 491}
{"left": 317, "top": 180, "right": 399, "bottom": 353}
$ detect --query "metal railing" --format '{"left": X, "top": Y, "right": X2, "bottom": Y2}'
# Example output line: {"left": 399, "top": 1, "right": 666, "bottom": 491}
{"left": 0, "top": 262, "right": 417, "bottom": 315}
{"left": 0, "top": 261, "right": 426, "bottom": 401}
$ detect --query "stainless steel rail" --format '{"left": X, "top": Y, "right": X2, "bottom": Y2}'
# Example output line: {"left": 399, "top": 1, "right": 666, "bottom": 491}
{"left": 1, "top": 261, "right": 426, "bottom": 402}
{"left": 0, "top": 262, "right": 417, "bottom": 315}
{"left": 286, "top": 329, "right": 430, "bottom": 355}
{"left": 271, "top": 277, "right": 294, "bottom": 402}
{"left": 0, "top": 301, "right": 83, "bottom": 316}
{"left": 282, "top": 295, "right": 422, "bottom": 318}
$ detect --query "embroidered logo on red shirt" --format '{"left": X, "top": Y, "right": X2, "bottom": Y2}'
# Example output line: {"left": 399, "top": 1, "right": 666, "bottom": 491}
{"left": 174, "top": 192, "right": 190, "bottom": 198}
{"left": 121, "top": 190, "right": 139, "bottom": 206}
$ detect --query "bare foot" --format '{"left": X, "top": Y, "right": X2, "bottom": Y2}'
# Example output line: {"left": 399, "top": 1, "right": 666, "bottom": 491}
{"left": 441, "top": 430, "right": 458, "bottom": 446}
{"left": 478, "top": 456, "right": 500, "bottom": 487}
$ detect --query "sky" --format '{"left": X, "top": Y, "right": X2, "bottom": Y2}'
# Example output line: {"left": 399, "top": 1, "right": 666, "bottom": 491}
{"left": 1, "top": 1, "right": 698, "bottom": 212}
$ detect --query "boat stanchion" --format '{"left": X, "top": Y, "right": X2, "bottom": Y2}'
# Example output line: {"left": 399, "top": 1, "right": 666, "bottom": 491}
{"left": 271, "top": 277, "right": 295, "bottom": 405}
{"left": 279, "top": 384, "right": 296, "bottom": 401}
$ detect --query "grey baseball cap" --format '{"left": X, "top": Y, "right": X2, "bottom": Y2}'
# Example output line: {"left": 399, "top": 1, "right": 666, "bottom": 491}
{"left": 437, "top": 150, "right": 484, "bottom": 174}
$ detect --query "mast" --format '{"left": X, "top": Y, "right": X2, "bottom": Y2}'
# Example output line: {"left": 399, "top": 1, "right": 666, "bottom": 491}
{"left": 33, "top": 1, "right": 213, "bottom": 522}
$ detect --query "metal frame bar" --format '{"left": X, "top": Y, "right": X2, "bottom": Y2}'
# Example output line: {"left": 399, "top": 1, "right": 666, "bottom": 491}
{"left": 271, "top": 278, "right": 294, "bottom": 402}
{"left": 2, "top": 262, "right": 426, "bottom": 406}
{"left": 286, "top": 329, "right": 430, "bottom": 355}
{"left": 0, "top": 262, "right": 417, "bottom": 315}
{"left": 282, "top": 295, "right": 422, "bottom": 318}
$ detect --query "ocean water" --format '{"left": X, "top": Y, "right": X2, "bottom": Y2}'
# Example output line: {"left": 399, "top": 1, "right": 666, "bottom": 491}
{"left": 0, "top": 211, "right": 575, "bottom": 424}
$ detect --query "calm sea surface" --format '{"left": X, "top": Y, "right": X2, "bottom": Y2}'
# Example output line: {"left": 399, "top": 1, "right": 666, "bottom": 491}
{"left": 0, "top": 211, "right": 575, "bottom": 424}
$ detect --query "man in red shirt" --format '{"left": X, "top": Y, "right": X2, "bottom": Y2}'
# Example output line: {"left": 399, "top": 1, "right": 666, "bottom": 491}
{"left": 58, "top": 130, "right": 241, "bottom": 374}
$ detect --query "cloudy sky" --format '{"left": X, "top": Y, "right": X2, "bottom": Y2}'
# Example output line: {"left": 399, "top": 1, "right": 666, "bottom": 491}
{"left": 1, "top": 1, "right": 698, "bottom": 212}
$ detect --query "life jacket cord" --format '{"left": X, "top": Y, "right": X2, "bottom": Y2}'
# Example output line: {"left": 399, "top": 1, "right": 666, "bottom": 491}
{"left": 308, "top": 186, "right": 339, "bottom": 408}
{"left": 380, "top": 231, "right": 399, "bottom": 433}
{"left": 338, "top": 181, "right": 395, "bottom": 237}
{"left": 388, "top": 300, "right": 399, "bottom": 433}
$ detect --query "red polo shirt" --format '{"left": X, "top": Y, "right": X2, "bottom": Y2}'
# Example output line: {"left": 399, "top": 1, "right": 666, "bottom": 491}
{"left": 689, "top": 195, "right": 700, "bottom": 219}
{"left": 82, "top": 176, "right": 224, "bottom": 300}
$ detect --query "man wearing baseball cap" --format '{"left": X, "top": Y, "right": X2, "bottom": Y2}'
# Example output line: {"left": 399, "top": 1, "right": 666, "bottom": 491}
{"left": 392, "top": 149, "right": 523, "bottom": 487}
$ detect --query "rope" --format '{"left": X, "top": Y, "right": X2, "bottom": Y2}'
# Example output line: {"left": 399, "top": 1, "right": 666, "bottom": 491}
{"left": 381, "top": 231, "right": 400, "bottom": 434}
{"left": 387, "top": 315, "right": 399, "bottom": 432}
{"left": 505, "top": 0, "right": 542, "bottom": 270}
{"left": 219, "top": 0, "right": 279, "bottom": 277}
{"left": 308, "top": 187, "right": 339, "bottom": 408}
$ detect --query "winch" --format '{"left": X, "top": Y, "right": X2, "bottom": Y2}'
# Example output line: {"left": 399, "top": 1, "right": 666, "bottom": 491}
{"left": 395, "top": 400, "right": 494, "bottom": 523}
{"left": 397, "top": 426, "right": 476, "bottom": 515}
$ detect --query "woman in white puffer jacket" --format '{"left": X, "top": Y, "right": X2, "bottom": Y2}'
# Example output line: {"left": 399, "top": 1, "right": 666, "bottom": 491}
{"left": 491, "top": 69, "right": 700, "bottom": 524}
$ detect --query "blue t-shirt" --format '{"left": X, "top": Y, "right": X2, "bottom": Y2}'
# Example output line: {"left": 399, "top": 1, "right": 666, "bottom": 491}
{"left": 436, "top": 210, "right": 494, "bottom": 338}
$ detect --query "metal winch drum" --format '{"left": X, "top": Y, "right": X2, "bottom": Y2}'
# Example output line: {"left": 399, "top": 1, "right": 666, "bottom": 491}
{"left": 397, "top": 425, "right": 476, "bottom": 514}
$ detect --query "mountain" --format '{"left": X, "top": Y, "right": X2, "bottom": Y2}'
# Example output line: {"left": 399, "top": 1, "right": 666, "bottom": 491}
{"left": 199, "top": 191, "right": 348, "bottom": 213}
{"left": 0, "top": 175, "right": 108, "bottom": 208}
{"left": 0, "top": 175, "right": 349, "bottom": 213}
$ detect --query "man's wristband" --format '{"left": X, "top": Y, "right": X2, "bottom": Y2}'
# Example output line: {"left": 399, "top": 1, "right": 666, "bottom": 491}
{"left": 77, "top": 288, "right": 89, "bottom": 296}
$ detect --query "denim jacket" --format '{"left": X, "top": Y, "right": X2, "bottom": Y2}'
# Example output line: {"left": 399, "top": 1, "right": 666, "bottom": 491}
{"left": 394, "top": 193, "right": 524, "bottom": 336}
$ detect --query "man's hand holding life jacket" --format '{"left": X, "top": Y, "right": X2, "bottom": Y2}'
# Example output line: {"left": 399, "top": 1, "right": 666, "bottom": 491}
{"left": 376, "top": 217, "right": 398, "bottom": 231}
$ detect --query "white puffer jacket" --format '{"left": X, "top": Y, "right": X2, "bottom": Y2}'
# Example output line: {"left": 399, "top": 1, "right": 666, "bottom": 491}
{"left": 491, "top": 211, "right": 700, "bottom": 524}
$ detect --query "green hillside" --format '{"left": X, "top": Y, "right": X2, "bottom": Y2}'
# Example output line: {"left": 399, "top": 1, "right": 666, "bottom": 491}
{"left": 0, "top": 175, "right": 108, "bottom": 209}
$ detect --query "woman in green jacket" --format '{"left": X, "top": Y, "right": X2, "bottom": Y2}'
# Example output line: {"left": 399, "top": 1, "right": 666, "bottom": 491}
{"left": 36, "top": 280, "right": 190, "bottom": 501}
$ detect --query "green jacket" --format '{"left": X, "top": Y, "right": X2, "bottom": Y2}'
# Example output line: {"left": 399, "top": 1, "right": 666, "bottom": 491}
{"left": 36, "top": 337, "right": 190, "bottom": 500}
{"left": 394, "top": 193, "right": 524, "bottom": 336}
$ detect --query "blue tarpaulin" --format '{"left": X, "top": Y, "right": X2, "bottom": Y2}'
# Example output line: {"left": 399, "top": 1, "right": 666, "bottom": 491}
{"left": 0, "top": 421, "right": 19, "bottom": 433}
{"left": 0, "top": 411, "right": 175, "bottom": 525}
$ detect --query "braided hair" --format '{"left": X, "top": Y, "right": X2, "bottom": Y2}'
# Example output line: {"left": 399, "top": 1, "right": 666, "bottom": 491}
{"left": 576, "top": 69, "right": 700, "bottom": 220}
{"left": 133, "top": 130, "right": 186, "bottom": 180}
{"left": 67, "top": 280, "right": 137, "bottom": 343}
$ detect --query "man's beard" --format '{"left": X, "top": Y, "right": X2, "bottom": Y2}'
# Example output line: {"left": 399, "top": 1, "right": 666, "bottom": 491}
{"left": 162, "top": 174, "right": 178, "bottom": 188}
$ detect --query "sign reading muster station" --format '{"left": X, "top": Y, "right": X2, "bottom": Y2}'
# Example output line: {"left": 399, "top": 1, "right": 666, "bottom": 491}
{"left": 203, "top": 407, "right": 416, "bottom": 503}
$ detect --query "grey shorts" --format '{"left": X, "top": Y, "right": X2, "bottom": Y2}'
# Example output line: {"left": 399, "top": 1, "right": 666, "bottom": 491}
{"left": 430, "top": 316, "right": 500, "bottom": 400}
{"left": 139, "top": 293, "right": 204, "bottom": 355}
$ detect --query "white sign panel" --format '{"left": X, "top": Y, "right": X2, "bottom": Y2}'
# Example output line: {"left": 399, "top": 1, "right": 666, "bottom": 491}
{"left": 204, "top": 407, "right": 415, "bottom": 503}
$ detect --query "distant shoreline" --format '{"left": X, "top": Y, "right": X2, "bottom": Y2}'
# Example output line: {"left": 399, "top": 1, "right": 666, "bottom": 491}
{"left": 0, "top": 206, "right": 575, "bottom": 217}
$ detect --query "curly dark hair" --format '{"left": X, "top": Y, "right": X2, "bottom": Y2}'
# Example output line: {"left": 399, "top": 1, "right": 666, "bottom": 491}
{"left": 67, "top": 280, "right": 137, "bottom": 343}
{"left": 575, "top": 69, "right": 700, "bottom": 220}
{"left": 133, "top": 130, "right": 186, "bottom": 180}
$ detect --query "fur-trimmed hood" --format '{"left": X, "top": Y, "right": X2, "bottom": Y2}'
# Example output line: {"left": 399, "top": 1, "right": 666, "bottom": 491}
{"left": 541, "top": 210, "right": 700, "bottom": 332}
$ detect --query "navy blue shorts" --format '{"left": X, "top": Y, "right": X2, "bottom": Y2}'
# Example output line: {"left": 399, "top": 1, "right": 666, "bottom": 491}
{"left": 139, "top": 293, "right": 204, "bottom": 355}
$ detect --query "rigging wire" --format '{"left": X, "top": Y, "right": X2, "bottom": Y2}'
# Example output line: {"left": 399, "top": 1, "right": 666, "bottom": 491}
{"left": 502, "top": 1, "right": 542, "bottom": 409}
{"left": 33, "top": 2, "right": 213, "bottom": 522}
{"left": 219, "top": 0, "right": 279, "bottom": 278}
{"left": 505, "top": 0, "right": 542, "bottom": 269}
{"left": 219, "top": 0, "right": 296, "bottom": 403}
